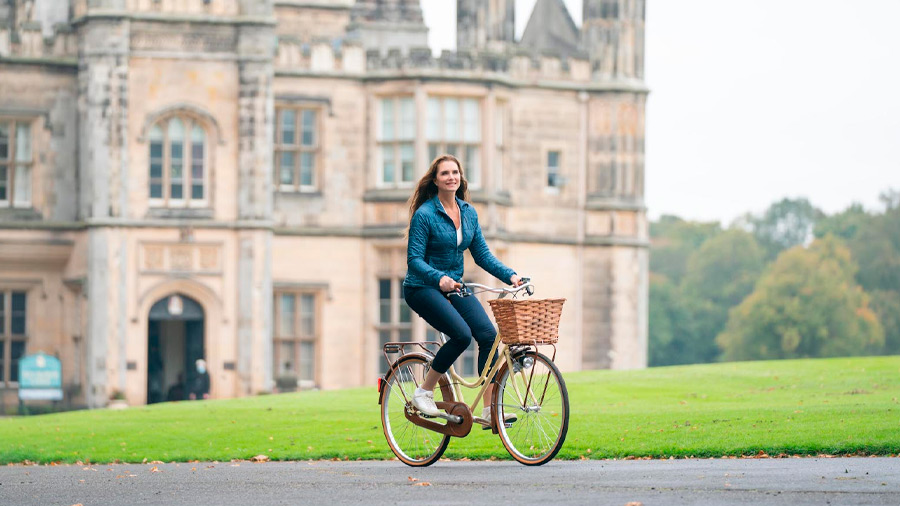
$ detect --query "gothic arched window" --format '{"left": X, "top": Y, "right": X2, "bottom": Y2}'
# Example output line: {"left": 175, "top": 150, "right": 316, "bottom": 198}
{"left": 149, "top": 116, "right": 208, "bottom": 207}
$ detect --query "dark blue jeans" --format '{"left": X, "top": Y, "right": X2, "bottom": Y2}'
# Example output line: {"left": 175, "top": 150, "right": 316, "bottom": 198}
{"left": 403, "top": 285, "right": 498, "bottom": 375}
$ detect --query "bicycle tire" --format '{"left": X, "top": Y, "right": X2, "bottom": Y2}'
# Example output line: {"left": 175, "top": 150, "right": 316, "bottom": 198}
{"left": 381, "top": 354, "right": 453, "bottom": 467}
{"left": 493, "top": 351, "right": 569, "bottom": 465}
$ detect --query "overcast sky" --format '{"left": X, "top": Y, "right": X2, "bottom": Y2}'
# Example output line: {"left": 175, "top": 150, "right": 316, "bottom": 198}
{"left": 421, "top": 0, "right": 900, "bottom": 224}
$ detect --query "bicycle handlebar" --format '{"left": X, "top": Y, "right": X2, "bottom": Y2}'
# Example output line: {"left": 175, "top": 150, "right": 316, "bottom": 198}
{"left": 449, "top": 277, "right": 534, "bottom": 298}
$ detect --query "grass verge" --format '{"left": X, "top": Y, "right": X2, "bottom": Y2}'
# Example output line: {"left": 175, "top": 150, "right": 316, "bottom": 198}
{"left": 1, "top": 355, "right": 898, "bottom": 463}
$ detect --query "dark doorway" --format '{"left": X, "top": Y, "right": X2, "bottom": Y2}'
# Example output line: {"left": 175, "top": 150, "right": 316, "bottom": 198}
{"left": 147, "top": 294, "right": 205, "bottom": 404}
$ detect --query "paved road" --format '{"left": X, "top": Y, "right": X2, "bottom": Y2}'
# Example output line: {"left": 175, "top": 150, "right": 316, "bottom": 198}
{"left": 2, "top": 458, "right": 898, "bottom": 505}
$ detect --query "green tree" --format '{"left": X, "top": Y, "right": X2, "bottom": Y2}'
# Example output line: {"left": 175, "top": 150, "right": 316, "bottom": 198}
{"left": 650, "top": 215, "right": 720, "bottom": 285}
{"left": 648, "top": 274, "right": 704, "bottom": 366}
{"left": 869, "top": 290, "right": 900, "bottom": 354}
{"left": 716, "top": 236, "right": 883, "bottom": 361}
{"left": 738, "top": 198, "right": 825, "bottom": 260}
{"left": 673, "top": 230, "right": 766, "bottom": 363}
{"left": 813, "top": 203, "right": 869, "bottom": 241}
{"left": 681, "top": 229, "right": 765, "bottom": 308}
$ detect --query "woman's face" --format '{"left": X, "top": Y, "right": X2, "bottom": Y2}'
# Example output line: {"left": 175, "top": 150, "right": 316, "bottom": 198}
{"left": 433, "top": 160, "right": 461, "bottom": 193}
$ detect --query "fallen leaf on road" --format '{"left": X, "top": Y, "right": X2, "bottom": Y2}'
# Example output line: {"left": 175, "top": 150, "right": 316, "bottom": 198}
{"left": 625, "top": 502, "right": 643, "bottom": 506}
{"left": 191, "top": 467, "right": 197, "bottom": 471}
{"left": 408, "top": 476, "right": 419, "bottom": 482}
{"left": 149, "top": 460, "right": 164, "bottom": 464}
{"left": 149, "top": 466, "right": 161, "bottom": 473}
{"left": 413, "top": 482, "right": 432, "bottom": 487}
{"left": 251, "top": 454, "right": 270, "bottom": 463}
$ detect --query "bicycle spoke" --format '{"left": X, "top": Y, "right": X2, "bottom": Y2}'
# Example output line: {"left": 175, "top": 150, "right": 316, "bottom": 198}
{"left": 496, "top": 352, "right": 569, "bottom": 465}
{"left": 381, "top": 355, "right": 451, "bottom": 466}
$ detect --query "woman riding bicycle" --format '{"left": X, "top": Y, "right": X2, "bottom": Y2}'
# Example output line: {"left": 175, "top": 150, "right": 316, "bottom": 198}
{"left": 403, "top": 154, "right": 524, "bottom": 427}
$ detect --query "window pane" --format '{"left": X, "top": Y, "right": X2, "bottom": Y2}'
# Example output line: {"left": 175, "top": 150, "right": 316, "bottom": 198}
{"left": 400, "top": 143, "right": 414, "bottom": 183}
{"left": 300, "top": 152, "right": 314, "bottom": 187}
{"left": 446, "top": 144, "right": 458, "bottom": 158}
{"left": 0, "top": 341, "right": 4, "bottom": 382}
{"left": 463, "top": 99, "right": 480, "bottom": 142}
{"left": 379, "top": 278, "right": 391, "bottom": 323}
{"left": 428, "top": 143, "right": 438, "bottom": 163}
{"left": 171, "top": 129, "right": 183, "bottom": 200}
{"left": 301, "top": 110, "right": 316, "bottom": 146}
{"left": 444, "top": 98, "right": 459, "bottom": 142}
{"left": 300, "top": 294, "right": 315, "bottom": 336}
{"left": 0, "top": 292, "right": 5, "bottom": 333}
{"left": 299, "top": 341, "right": 315, "bottom": 381}
{"left": 11, "top": 292, "right": 25, "bottom": 335}
{"left": 191, "top": 127, "right": 205, "bottom": 191}
{"left": 399, "top": 301, "right": 411, "bottom": 324}
{"left": 149, "top": 126, "right": 164, "bottom": 199}
{"left": 281, "top": 110, "right": 296, "bottom": 145}
{"left": 381, "top": 145, "right": 394, "bottom": 184}
{"left": 150, "top": 144, "right": 163, "bottom": 177}
{"left": 13, "top": 164, "right": 31, "bottom": 206}
{"left": 280, "top": 151, "right": 295, "bottom": 185}
{"left": 11, "top": 341, "right": 25, "bottom": 383}
{"left": 380, "top": 99, "right": 394, "bottom": 141}
{"left": 0, "top": 122, "right": 9, "bottom": 160}
{"left": 548, "top": 150, "right": 559, "bottom": 168}
{"left": 279, "top": 341, "right": 296, "bottom": 375}
{"left": 15, "top": 123, "right": 31, "bottom": 162}
{"left": 399, "top": 98, "right": 415, "bottom": 139}
{"left": 398, "top": 329, "right": 412, "bottom": 343}
{"left": 0, "top": 167, "right": 6, "bottom": 201}
{"left": 426, "top": 98, "right": 441, "bottom": 140}
{"left": 279, "top": 294, "right": 295, "bottom": 336}
{"left": 465, "top": 146, "right": 480, "bottom": 188}
{"left": 191, "top": 184, "right": 203, "bottom": 200}
{"left": 379, "top": 279, "right": 391, "bottom": 299}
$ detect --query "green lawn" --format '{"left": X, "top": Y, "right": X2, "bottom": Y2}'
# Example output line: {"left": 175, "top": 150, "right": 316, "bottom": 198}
{"left": 2, "top": 356, "right": 898, "bottom": 464}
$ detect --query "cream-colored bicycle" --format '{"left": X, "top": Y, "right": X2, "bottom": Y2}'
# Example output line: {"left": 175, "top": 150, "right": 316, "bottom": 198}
{"left": 377, "top": 279, "right": 569, "bottom": 466}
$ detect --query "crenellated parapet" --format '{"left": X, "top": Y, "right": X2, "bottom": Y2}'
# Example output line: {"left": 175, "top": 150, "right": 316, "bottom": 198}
{"left": 274, "top": 39, "right": 641, "bottom": 89}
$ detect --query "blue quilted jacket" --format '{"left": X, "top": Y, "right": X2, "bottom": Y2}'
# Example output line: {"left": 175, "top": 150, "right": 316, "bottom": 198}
{"left": 404, "top": 196, "right": 516, "bottom": 289}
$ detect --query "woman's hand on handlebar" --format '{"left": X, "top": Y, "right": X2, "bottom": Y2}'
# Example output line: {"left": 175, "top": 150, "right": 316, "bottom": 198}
{"left": 439, "top": 276, "right": 462, "bottom": 293}
{"left": 510, "top": 274, "right": 523, "bottom": 287}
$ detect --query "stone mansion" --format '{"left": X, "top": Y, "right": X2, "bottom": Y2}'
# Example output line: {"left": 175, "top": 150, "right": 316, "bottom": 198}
{"left": 0, "top": 0, "right": 647, "bottom": 408}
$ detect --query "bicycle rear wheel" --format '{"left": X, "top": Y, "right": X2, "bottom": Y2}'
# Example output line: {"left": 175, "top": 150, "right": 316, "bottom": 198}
{"left": 493, "top": 351, "right": 569, "bottom": 465}
{"left": 381, "top": 354, "right": 453, "bottom": 467}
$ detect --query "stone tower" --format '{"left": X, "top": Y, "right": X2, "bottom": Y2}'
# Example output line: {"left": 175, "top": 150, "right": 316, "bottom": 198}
{"left": 456, "top": 0, "right": 516, "bottom": 53}
{"left": 349, "top": 0, "right": 429, "bottom": 55}
{"left": 582, "top": 0, "right": 646, "bottom": 79}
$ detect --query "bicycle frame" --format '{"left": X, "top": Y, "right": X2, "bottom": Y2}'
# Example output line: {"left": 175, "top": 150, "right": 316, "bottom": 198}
{"left": 379, "top": 279, "right": 555, "bottom": 415}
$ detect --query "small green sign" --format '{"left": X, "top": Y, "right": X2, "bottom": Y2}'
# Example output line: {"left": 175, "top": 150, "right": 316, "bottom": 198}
{"left": 18, "top": 352, "right": 63, "bottom": 401}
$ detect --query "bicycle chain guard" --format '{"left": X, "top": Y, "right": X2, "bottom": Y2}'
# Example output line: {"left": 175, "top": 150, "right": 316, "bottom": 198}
{"left": 405, "top": 401, "right": 473, "bottom": 438}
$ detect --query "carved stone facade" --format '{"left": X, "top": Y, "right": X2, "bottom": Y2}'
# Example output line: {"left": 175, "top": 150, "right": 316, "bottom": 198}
{"left": 0, "top": 0, "right": 648, "bottom": 409}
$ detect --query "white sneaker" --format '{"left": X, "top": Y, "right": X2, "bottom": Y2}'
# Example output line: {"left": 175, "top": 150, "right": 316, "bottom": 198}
{"left": 411, "top": 388, "right": 440, "bottom": 416}
{"left": 476, "top": 406, "right": 518, "bottom": 429}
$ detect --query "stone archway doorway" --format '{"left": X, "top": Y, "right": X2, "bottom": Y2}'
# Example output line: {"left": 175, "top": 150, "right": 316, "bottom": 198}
{"left": 147, "top": 294, "right": 205, "bottom": 404}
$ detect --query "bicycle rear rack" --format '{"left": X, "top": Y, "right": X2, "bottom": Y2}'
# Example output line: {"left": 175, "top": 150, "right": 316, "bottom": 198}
{"left": 381, "top": 340, "right": 443, "bottom": 374}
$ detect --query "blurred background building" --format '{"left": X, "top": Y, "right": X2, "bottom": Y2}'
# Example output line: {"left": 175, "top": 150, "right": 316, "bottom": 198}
{"left": 0, "top": 0, "right": 647, "bottom": 408}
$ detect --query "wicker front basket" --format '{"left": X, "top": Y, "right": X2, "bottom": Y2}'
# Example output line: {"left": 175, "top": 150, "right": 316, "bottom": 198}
{"left": 488, "top": 298, "right": 566, "bottom": 345}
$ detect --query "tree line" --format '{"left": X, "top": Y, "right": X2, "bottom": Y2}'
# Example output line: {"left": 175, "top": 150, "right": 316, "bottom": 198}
{"left": 649, "top": 190, "right": 900, "bottom": 366}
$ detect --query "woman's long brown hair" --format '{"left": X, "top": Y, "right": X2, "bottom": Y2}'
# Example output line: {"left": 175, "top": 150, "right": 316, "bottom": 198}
{"left": 404, "top": 154, "right": 470, "bottom": 237}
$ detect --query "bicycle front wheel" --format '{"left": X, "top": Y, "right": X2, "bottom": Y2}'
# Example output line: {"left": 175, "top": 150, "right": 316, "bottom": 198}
{"left": 493, "top": 351, "right": 569, "bottom": 465}
{"left": 381, "top": 354, "right": 453, "bottom": 467}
